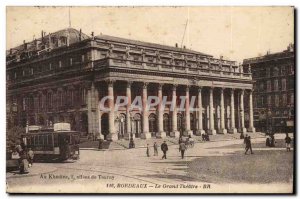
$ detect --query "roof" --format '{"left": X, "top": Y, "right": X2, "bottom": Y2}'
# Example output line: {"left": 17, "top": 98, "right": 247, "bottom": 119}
{"left": 95, "top": 34, "right": 213, "bottom": 57}
{"left": 7, "top": 28, "right": 90, "bottom": 55}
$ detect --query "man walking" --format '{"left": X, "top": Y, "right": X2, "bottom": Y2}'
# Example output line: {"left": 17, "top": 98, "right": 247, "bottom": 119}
{"left": 161, "top": 141, "right": 168, "bottom": 159}
{"left": 244, "top": 135, "right": 254, "bottom": 155}
{"left": 179, "top": 142, "right": 187, "bottom": 159}
{"left": 153, "top": 142, "right": 158, "bottom": 156}
{"left": 285, "top": 133, "right": 292, "bottom": 152}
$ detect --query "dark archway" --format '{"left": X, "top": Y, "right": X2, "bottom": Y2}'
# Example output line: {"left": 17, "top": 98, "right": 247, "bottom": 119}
{"left": 133, "top": 113, "right": 142, "bottom": 138}
{"left": 69, "top": 114, "right": 76, "bottom": 130}
{"left": 149, "top": 113, "right": 157, "bottom": 137}
{"left": 118, "top": 113, "right": 126, "bottom": 139}
{"left": 163, "top": 113, "right": 170, "bottom": 136}
{"left": 177, "top": 113, "right": 184, "bottom": 136}
{"left": 101, "top": 113, "right": 109, "bottom": 140}
{"left": 80, "top": 113, "right": 88, "bottom": 136}
{"left": 38, "top": 116, "right": 44, "bottom": 126}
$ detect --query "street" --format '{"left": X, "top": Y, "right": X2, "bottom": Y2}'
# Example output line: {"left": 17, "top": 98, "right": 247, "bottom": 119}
{"left": 7, "top": 134, "right": 293, "bottom": 193}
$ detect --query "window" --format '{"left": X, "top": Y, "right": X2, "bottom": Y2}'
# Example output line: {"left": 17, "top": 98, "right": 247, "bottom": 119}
{"left": 31, "top": 68, "right": 34, "bottom": 75}
{"left": 281, "top": 65, "right": 286, "bottom": 75}
{"left": 267, "top": 96, "right": 272, "bottom": 106}
{"left": 267, "top": 80, "right": 271, "bottom": 92}
{"left": 259, "top": 82, "right": 264, "bottom": 92}
{"left": 282, "top": 94, "right": 287, "bottom": 105}
{"left": 290, "top": 93, "right": 294, "bottom": 105}
{"left": 80, "top": 88, "right": 86, "bottom": 105}
{"left": 273, "top": 67, "right": 279, "bottom": 76}
{"left": 282, "top": 79, "right": 286, "bottom": 91}
{"left": 290, "top": 65, "right": 294, "bottom": 74}
{"left": 47, "top": 92, "right": 53, "bottom": 109}
{"left": 274, "top": 79, "right": 279, "bottom": 91}
{"left": 49, "top": 63, "right": 52, "bottom": 70}
{"left": 275, "top": 95, "right": 279, "bottom": 107}
{"left": 82, "top": 55, "right": 85, "bottom": 63}
{"left": 59, "top": 61, "right": 62, "bottom": 68}
{"left": 261, "top": 96, "right": 265, "bottom": 106}
{"left": 70, "top": 58, "right": 73, "bottom": 66}
{"left": 266, "top": 68, "right": 270, "bottom": 77}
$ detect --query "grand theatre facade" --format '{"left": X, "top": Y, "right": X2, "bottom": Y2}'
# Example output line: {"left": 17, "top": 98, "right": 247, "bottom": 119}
{"left": 6, "top": 28, "right": 255, "bottom": 141}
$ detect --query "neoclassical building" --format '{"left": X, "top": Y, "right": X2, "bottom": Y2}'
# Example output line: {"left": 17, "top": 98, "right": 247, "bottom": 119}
{"left": 7, "top": 28, "right": 255, "bottom": 141}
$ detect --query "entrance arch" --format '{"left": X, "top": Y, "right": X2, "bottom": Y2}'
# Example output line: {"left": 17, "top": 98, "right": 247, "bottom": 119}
{"left": 101, "top": 113, "right": 109, "bottom": 140}
{"left": 149, "top": 113, "right": 157, "bottom": 137}
{"left": 118, "top": 113, "right": 126, "bottom": 139}
{"left": 163, "top": 113, "right": 170, "bottom": 136}
{"left": 133, "top": 113, "right": 142, "bottom": 138}
{"left": 177, "top": 113, "right": 184, "bottom": 136}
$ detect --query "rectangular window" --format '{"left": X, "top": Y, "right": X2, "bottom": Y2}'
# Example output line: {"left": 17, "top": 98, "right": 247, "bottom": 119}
{"left": 267, "top": 80, "right": 271, "bottom": 92}
{"left": 274, "top": 79, "right": 279, "bottom": 91}
{"left": 267, "top": 96, "right": 272, "bottom": 106}
{"left": 290, "top": 93, "right": 294, "bottom": 105}
{"left": 282, "top": 79, "right": 286, "bottom": 91}
{"left": 275, "top": 95, "right": 279, "bottom": 107}
{"left": 59, "top": 61, "right": 62, "bottom": 68}
{"left": 70, "top": 58, "right": 73, "bottom": 66}
{"left": 82, "top": 55, "right": 85, "bottom": 63}
{"left": 266, "top": 68, "right": 270, "bottom": 77}
{"left": 282, "top": 94, "right": 287, "bottom": 105}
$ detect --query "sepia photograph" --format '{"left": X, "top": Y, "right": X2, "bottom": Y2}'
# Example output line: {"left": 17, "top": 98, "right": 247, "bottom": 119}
{"left": 5, "top": 6, "right": 295, "bottom": 194}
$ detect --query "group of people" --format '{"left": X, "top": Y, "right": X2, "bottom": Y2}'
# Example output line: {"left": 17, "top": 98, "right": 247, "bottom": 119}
{"left": 11, "top": 142, "right": 34, "bottom": 174}
{"left": 145, "top": 136, "right": 191, "bottom": 159}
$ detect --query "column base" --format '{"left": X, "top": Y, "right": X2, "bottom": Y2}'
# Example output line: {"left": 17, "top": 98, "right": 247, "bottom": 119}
{"left": 247, "top": 127, "right": 256, "bottom": 133}
{"left": 124, "top": 133, "right": 135, "bottom": 140}
{"left": 106, "top": 133, "right": 118, "bottom": 141}
{"left": 195, "top": 129, "right": 205, "bottom": 136}
{"left": 183, "top": 130, "right": 193, "bottom": 137}
{"left": 156, "top": 131, "right": 166, "bottom": 138}
{"left": 240, "top": 127, "right": 247, "bottom": 134}
{"left": 99, "top": 134, "right": 105, "bottom": 140}
{"left": 170, "top": 131, "right": 180, "bottom": 138}
{"left": 228, "top": 128, "right": 237, "bottom": 134}
{"left": 218, "top": 129, "right": 227, "bottom": 134}
{"left": 140, "top": 132, "right": 152, "bottom": 139}
{"left": 208, "top": 129, "right": 217, "bottom": 135}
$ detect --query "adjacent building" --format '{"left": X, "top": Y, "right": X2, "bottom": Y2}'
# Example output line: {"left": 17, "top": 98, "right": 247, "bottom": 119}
{"left": 7, "top": 28, "right": 255, "bottom": 140}
{"left": 243, "top": 44, "right": 294, "bottom": 133}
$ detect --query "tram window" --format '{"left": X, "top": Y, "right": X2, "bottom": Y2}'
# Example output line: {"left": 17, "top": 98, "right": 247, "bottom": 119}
{"left": 54, "top": 134, "right": 58, "bottom": 146}
{"left": 38, "top": 135, "right": 43, "bottom": 145}
{"left": 43, "top": 135, "right": 48, "bottom": 146}
{"left": 34, "top": 136, "right": 38, "bottom": 145}
{"left": 48, "top": 135, "right": 53, "bottom": 145}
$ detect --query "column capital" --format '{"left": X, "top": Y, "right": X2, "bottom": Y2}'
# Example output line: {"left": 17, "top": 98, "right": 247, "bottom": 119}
{"left": 172, "top": 84, "right": 177, "bottom": 91}
{"left": 231, "top": 88, "right": 235, "bottom": 94}
{"left": 186, "top": 85, "right": 190, "bottom": 92}
{"left": 106, "top": 80, "right": 115, "bottom": 87}
{"left": 158, "top": 83, "right": 164, "bottom": 90}
{"left": 127, "top": 81, "right": 132, "bottom": 88}
{"left": 240, "top": 89, "right": 245, "bottom": 94}
{"left": 198, "top": 86, "right": 203, "bottom": 92}
{"left": 143, "top": 82, "right": 149, "bottom": 89}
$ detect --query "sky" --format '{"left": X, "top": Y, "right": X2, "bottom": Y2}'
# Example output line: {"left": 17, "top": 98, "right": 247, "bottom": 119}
{"left": 6, "top": 6, "right": 294, "bottom": 62}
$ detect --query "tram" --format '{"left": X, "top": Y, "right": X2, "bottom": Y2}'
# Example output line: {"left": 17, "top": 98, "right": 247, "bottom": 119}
{"left": 21, "top": 123, "right": 80, "bottom": 161}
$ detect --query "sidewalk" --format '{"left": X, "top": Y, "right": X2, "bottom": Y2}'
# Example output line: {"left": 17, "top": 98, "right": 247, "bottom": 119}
{"left": 6, "top": 163, "right": 58, "bottom": 179}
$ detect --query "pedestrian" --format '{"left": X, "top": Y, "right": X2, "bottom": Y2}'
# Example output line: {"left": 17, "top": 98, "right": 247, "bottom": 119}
{"left": 19, "top": 149, "right": 29, "bottom": 174}
{"left": 285, "top": 133, "right": 292, "bottom": 152}
{"left": 153, "top": 142, "right": 158, "bottom": 156}
{"left": 146, "top": 144, "right": 150, "bottom": 157}
{"left": 161, "top": 141, "right": 168, "bottom": 159}
{"left": 270, "top": 134, "right": 276, "bottom": 147}
{"left": 178, "top": 136, "right": 183, "bottom": 144}
{"left": 27, "top": 148, "right": 34, "bottom": 167}
{"left": 244, "top": 135, "right": 254, "bottom": 155}
{"left": 179, "top": 142, "right": 187, "bottom": 159}
{"left": 98, "top": 138, "right": 104, "bottom": 150}
{"left": 129, "top": 137, "right": 135, "bottom": 149}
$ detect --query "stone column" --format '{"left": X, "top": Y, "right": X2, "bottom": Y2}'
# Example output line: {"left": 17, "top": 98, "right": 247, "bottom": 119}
{"left": 156, "top": 83, "right": 166, "bottom": 138}
{"left": 229, "top": 88, "right": 237, "bottom": 133}
{"left": 240, "top": 89, "right": 247, "bottom": 134}
{"left": 219, "top": 88, "right": 227, "bottom": 134}
{"left": 248, "top": 90, "right": 256, "bottom": 133}
{"left": 170, "top": 85, "right": 180, "bottom": 137}
{"left": 208, "top": 87, "right": 216, "bottom": 135}
{"left": 141, "top": 82, "right": 151, "bottom": 139}
{"left": 106, "top": 80, "right": 118, "bottom": 141}
{"left": 196, "top": 87, "right": 205, "bottom": 135}
{"left": 124, "top": 81, "right": 133, "bottom": 140}
{"left": 183, "top": 86, "right": 193, "bottom": 136}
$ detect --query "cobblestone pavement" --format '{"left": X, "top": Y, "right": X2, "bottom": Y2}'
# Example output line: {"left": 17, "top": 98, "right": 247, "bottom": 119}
{"left": 6, "top": 133, "right": 294, "bottom": 193}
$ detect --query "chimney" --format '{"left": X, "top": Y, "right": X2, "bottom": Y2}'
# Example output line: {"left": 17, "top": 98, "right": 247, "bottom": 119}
{"left": 10, "top": 48, "right": 12, "bottom": 55}
{"left": 183, "top": 45, "right": 186, "bottom": 49}
{"left": 175, "top": 43, "right": 178, "bottom": 48}
{"left": 41, "top": 30, "right": 44, "bottom": 40}
{"left": 48, "top": 33, "right": 52, "bottom": 48}
{"left": 79, "top": 29, "right": 82, "bottom": 41}
{"left": 91, "top": 31, "right": 94, "bottom": 40}
{"left": 23, "top": 40, "right": 27, "bottom": 50}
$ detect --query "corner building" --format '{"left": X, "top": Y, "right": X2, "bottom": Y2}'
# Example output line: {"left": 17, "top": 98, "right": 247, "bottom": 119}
{"left": 243, "top": 45, "right": 294, "bottom": 133}
{"left": 7, "top": 28, "right": 255, "bottom": 141}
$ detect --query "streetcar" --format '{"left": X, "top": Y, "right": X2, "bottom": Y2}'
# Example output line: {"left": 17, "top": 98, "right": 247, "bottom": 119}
{"left": 21, "top": 123, "right": 80, "bottom": 162}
